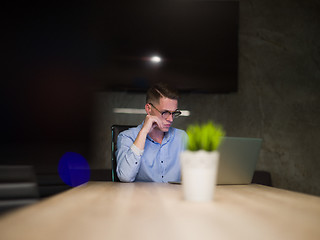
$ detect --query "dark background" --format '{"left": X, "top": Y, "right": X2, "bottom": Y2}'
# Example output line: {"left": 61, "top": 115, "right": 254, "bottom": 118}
{"left": 100, "top": 0, "right": 238, "bottom": 92}
{"left": 2, "top": 0, "right": 238, "bottom": 142}
{"left": 2, "top": 1, "right": 95, "bottom": 143}
{"left": 2, "top": 1, "right": 97, "bottom": 168}
{"left": 1, "top": 0, "right": 320, "bottom": 196}
{"left": 1, "top": 0, "right": 238, "bottom": 167}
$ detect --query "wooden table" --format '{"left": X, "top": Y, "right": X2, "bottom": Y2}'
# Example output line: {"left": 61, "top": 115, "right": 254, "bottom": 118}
{"left": 0, "top": 182, "right": 320, "bottom": 240}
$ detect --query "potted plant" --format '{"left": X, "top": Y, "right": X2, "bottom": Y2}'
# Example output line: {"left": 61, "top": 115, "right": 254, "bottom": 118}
{"left": 180, "top": 121, "right": 225, "bottom": 202}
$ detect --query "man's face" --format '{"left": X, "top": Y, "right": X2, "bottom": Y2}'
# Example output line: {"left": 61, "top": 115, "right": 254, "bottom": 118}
{"left": 149, "top": 97, "right": 178, "bottom": 132}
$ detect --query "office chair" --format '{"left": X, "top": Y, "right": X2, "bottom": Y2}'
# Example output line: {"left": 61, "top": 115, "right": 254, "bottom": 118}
{"left": 111, "top": 125, "right": 135, "bottom": 182}
{"left": 0, "top": 165, "right": 39, "bottom": 215}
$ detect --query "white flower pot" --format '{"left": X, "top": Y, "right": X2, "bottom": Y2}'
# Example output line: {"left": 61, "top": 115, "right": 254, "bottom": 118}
{"left": 180, "top": 150, "right": 220, "bottom": 202}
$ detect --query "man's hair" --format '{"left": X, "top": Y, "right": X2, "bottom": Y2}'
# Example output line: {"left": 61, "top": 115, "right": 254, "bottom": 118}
{"left": 146, "top": 82, "right": 179, "bottom": 104}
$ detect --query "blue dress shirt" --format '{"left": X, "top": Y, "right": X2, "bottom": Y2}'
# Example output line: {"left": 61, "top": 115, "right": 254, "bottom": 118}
{"left": 116, "top": 123, "right": 187, "bottom": 182}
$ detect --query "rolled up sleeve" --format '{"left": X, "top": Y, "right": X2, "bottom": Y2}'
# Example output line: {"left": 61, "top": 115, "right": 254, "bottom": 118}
{"left": 116, "top": 132, "right": 143, "bottom": 182}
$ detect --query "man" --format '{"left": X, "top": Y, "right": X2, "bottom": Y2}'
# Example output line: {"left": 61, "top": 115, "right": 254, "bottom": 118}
{"left": 116, "top": 83, "right": 187, "bottom": 182}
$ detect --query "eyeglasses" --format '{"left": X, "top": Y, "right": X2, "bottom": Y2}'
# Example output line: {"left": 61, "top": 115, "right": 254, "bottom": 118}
{"left": 148, "top": 103, "right": 182, "bottom": 119}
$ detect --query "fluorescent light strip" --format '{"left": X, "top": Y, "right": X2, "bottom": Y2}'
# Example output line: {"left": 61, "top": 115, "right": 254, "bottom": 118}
{"left": 113, "top": 108, "right": 145, "bottom": 114}
{"left": 113, "top": 108, "right": 190, "bottom": 117}
{"left": 180, "top": 110, "right": 190, "bottom": 117}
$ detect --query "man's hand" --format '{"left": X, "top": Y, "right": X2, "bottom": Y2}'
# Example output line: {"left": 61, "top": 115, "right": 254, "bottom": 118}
{"left": 141, "top": 115, "right": 163, "bottom": 134}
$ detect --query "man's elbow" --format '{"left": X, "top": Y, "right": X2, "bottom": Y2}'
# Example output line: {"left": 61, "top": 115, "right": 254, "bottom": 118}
{"left": 118, "top": 176, "right": 135, "bottom": 183}
{"left": 117, "top": 170, "right": 136, "bottom": 183}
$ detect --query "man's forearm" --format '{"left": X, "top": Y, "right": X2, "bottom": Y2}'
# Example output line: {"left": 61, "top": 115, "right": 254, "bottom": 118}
{"left": 133, "top": 128, "right": 148, "bottom": 150}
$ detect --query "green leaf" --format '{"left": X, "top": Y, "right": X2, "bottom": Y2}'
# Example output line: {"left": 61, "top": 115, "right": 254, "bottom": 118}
{"left": 186, "top": 121, "right": 225, "bottom": 151}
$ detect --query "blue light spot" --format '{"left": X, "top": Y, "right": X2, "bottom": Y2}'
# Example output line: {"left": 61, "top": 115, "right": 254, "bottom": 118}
{"left": 58, "top": 152, "right": 91, "bottom": 187}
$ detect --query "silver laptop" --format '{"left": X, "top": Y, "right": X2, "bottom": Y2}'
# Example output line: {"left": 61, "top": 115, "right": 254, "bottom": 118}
{"left": 216, "top": 137, "right": 262, "bottom": 185}
{"left": 169, "top": 137, "right": 262, "bottom": 185}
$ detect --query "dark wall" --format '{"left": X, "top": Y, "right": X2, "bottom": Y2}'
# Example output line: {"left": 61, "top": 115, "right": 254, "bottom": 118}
{"left": 1, "top": 1, "right": 96, "bottom": 170}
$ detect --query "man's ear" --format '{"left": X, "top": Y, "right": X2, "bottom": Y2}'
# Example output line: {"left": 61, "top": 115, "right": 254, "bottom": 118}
{"left": 145, "top": 103, "right": 151, "bottom": 115}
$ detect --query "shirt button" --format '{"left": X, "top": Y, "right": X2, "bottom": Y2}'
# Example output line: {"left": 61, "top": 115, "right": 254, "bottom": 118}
{"left": 161, "top": 161, "right": 163, "bottom": 163}
{"left": 162, "top": 176, "right": 164, "bottom": 178}
{"left": 135, "top": 162, "right": 138, "bottom": 164}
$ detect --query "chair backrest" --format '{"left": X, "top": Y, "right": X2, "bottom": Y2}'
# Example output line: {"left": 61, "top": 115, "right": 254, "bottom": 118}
{"left": 111, "top": 125, "right": 136, "bottom": 182}
{"left": 0, "top": 165, "right": 39, "bottom": 215}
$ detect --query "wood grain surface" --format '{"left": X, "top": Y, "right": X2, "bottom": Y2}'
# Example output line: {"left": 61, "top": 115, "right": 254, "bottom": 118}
{"left": 0, "top": 182, "right": 319, "bottom": 240}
